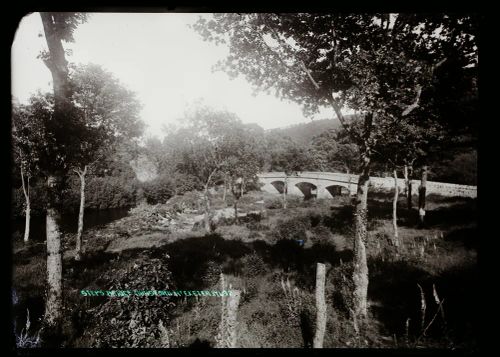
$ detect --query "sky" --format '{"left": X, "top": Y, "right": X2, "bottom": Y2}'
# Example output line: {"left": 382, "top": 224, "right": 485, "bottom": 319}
{"left": 11, "top": 12, "right": 335, "bottom": 138}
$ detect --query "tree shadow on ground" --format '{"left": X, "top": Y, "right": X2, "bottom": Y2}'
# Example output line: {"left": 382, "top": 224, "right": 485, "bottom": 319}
{"left": 367, "top": 197, "right": 477, "bottom": 229}
{"left": 443, "top": 226, "right": 477, "bottom": 250}
{"left": 144, "top": 233, "right": 352, "bottom": 292}
{"left": 368, "top": 257, "right": 478, "bottom": 347}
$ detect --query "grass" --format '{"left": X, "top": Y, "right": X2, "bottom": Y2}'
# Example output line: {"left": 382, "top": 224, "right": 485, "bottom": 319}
{"left": 11, "top": 190, "right": 478, "bottom": 349}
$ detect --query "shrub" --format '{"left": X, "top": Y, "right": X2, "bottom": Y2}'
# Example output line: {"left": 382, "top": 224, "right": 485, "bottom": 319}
{"left": 265, "top": 197, "right": 284, "bottom": 209}
{"left": 309, "top": 225, "right": 335, "bottom": 246}
{"left": 329, "top": 261, "right": 355, "bottom": 318}
{"left": 166, "top": 191, "right": 204, "bottom": 213}
{"left": 272, "top": 216, "right": 311, "bottom": 243}
{"left": 239, "top": 252, "right": 268, "bottom": 277}
{"left": 171, "top": 172, "right": 203, "bottom": 194}
{"left": 82, "top": 252, "right": 176, "bottom": 347}
{"left": 202, "top": 260, "right": 223, "bottom": 287}
{"left": 142, "top": 175, "right": 176, "bottom": 205}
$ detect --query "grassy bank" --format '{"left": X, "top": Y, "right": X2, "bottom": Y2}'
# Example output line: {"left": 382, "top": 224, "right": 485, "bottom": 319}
{"left": 12, "top": 189, "right": 478, "bottom": 349}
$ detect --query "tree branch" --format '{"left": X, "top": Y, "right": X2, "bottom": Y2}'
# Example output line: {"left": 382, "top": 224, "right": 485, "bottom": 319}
{"left": 402, "top": 85, "right": 422, "bottom": 117}
{"left": 402, "top": 58, "right": 446, "bottom": 117}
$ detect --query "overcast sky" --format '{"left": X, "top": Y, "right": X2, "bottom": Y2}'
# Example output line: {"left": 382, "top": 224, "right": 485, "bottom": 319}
{"left": 11, "top": 12, "right": 335, "bottom": 138}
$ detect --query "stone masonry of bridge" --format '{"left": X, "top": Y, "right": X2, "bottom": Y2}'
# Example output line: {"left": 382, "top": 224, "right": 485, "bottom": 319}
{"left": 257, "top": 171, "right": 477, "bottom": 199}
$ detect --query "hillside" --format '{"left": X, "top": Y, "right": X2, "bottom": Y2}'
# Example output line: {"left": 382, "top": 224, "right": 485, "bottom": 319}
{"left": 266, "top": 118, "right": 341, "bottom": 145}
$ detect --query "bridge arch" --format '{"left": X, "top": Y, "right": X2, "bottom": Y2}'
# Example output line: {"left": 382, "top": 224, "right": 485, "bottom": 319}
{"left": 325, "top": 184, "right": 350, "bottom": 197}
{"left": 270, "top": 180, "right": 286, "bottom": 194}
{"left": 295, "top": 182, "right": 317, "bottom": 200}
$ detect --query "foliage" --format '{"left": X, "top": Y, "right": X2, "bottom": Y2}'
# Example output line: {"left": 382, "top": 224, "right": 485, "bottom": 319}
{"left": 430, "top": 151, "right": 477, "bottom": 185}
{"left": 239, "top": 252, "right": 268, "bottom": 277}
{"left": 309, "top": 128, "right": 360, "bottom": 173}
{"left": 67, "top": 63, "right": 144, "bottom": 176}
{"left": 166, "top": 190, "right": 204, "bottom": 213}
{"left": 141, "top": 175, "right": 176, "bottom": 205}
{"left": 272, "top": 216, "right": 311, "bottom": 243}
{"left": 83, "top": 253, "right": 176, "bottom": 347}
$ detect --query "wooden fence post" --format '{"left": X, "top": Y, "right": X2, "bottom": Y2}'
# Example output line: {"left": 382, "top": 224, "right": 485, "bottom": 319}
{"left": 313, "top": 263, "right": 327, "bottom": 348}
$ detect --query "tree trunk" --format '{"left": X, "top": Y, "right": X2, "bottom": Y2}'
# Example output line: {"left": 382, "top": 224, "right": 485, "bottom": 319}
{"left": 204, "top": 186, "right": 211, "bottom": 232}
{"left": 283, "top": 175, "right": 288, "bottom": 209}
{"left": 346, "top": 166, "right": 352, "bottom": 195}
{"left": 352, "top": 113, "right": 373, "bottom": 323}
{"left": 40, "top": 12, "right": 73, "bottom": 331}
{"left": 20, "top": 167, "right": 30, "bottom": 243}
{"left": 234, "top": 199, "right": 238, "bottom": 224}
{"left": 408, "top": 166, "right": 413, "bottom": 210}
{"left": 403, "top": 165, "right": 409, "bottom": 196}
{"left": 418, "top": 165, "right": 428, "bottom": 225}
{"left": 75, "top": 166, "right": 87, "bottom": 261}
{"left": 404, "top": 164, "right": 413, "bottom": 210}
{"left": 222, "top": 177, "right": 227, "bottom": 203}
{"left": 313, "top": 263, "right": 327, "bottom": 348}
{"left": 40, "top": 13, "right": 72, "bottom": 113}
{"left": 45, "top": 175, "right": 63, "bottom": 327}
{"left": 203, "top": 168, "right": 218, "bottom": 233}
{"left": 392, "top": 169, "right": 399, "bottom": 248}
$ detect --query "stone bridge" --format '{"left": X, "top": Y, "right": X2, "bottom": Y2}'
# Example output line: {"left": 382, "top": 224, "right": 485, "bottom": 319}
{"left": 257, "top": 171, "right": 357, "bottom": 199}
{"left": 257, "top": 171, "right": 477, "bottom": 199}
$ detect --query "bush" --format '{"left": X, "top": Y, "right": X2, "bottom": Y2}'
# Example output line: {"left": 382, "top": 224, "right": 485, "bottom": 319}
{"left": 171, "top": 172, "right": 203, "bottom": 194}
{"left": 265, "top": 197, "right": 284, "bottom": 209}
{"left": 272, "top": 216, "right": 311, "bottom": 243}
{"left": 202, "top": 260, "right": 222, "bottom": 287}
{"left": 309, "top": 225, "right": 335, "bottom": 246}
{"left": 81, "top": 252, "right": 176, "bottom": 347}
{"left": 166, "top": 190, "right": 204, "bottom": 213}
{"left": 239, "top": 252, "right": 268, "bottom": 277}
{"left": 142, "top": 175, "right": 176, "bottom": 205}
{"left": 81, "top": 176, "right": 138, "bottom": 210}
{"left": 328, "top": 262, "right": 355, "bottom": 317}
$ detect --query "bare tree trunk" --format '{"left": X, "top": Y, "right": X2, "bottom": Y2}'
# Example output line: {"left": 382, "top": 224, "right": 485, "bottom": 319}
{"left": 408, "top": 165, "right": 413, "bottom": 210}
{"left": 75, "top": 165, "right": 87, "bottom": 261}
{"left": 352, "top": 113, "right": 373, "bottom": 323}
{"left": 403, "top": 165, "right": 409, "bottom": 196}
{"left": 204, "top": 168, "right": 218, "bottom": 233}
{"left": 20, "top": 166, "right": 30, "bottom": 243}
{"left": 392, "top": 169, "right": 400, "bottom": 248}
{"left": 283, "top": 175, "right": 288, "bottom": 209}
{"left": 404, "top": 164, "right": 413, "bottom": 210}
{"left": 418, "top": 165, "right": 428, "bottom": 225}
{"left": 234, "top": 199, "right": 238, "bottom": 224}
{"left": 222, "top": 177, "right": 227, "bottom": 203}
{"left": 204, "top": 186, "right": 211, "bottom": 232}
{"left": 45, "top": 175, "right": 63, "bottom": 327}
{"left": 313, "top": 263, "right": 327, "bottom": 348}
{"left": 346, "top": 166, "right": 352, "bottom": 195}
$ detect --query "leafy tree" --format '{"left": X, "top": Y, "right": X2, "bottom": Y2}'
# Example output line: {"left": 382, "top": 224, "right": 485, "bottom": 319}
{"left": 222, "top": 127, "right": 262, "bottom": 222}
{"left": 38, "top": 10, "right": 88, "bottom": 331}
{"left": 163, "top": 104, "right": 263, "bottom": 230}
{"left": 193, "top": 13, "right": 477, "bottom": 322}
{"left": 67, "top": 63, "right": 143, "bottom": 260}
{"left": 309, "top": 128, "right": 359, "bottom": 174}
{"left": 12, "top": 102, "right": 43, "bottom": 242}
